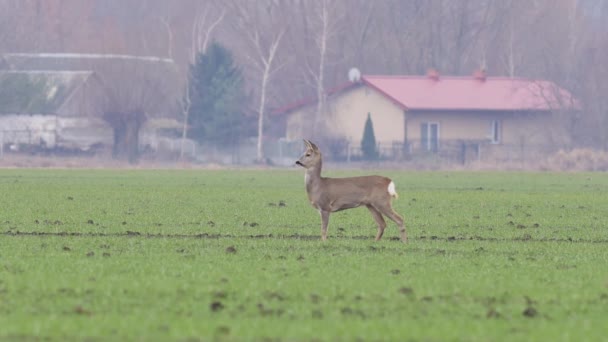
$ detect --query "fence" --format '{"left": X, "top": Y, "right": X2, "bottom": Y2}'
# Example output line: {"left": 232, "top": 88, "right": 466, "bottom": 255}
{"left": 268, "top": 139, "right": 559, "bottom": 166}
{"left": 0, "top": 130, "right": 563, "bottom": 167}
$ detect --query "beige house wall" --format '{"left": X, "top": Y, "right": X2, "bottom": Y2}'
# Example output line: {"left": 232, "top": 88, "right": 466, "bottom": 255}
{"left": 406, "top": 110, "right": 554, "bottom": 147}
{"left": 285, "top": 85, "right": 405, "bottom": 146}
{"left": 284, "top": 84, "right": 560, "bottom": 161}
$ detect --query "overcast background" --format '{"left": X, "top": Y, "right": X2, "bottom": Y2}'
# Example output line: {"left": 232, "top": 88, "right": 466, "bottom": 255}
{"left": 1, "top": 0, "right": 607, "bottom": 164}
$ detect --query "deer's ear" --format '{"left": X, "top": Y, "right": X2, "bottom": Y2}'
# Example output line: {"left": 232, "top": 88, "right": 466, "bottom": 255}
{"left": 303, "top": 139, "right": 312, "bottom": 148}
{"left": 309, "top": 141, "right": 319, "bottom": 151}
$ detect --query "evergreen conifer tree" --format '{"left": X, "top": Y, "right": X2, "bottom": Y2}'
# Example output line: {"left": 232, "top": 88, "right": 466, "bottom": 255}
{"left": 188, "top": 42, "right": 248, "bottom": 147}
{"left": 361, "top": 112, "right": 379, "bottom": 160}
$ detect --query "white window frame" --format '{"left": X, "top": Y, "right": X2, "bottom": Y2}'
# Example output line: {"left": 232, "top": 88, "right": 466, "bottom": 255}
{"left": 421, "top": 122, "right": 440, "bottom": 152}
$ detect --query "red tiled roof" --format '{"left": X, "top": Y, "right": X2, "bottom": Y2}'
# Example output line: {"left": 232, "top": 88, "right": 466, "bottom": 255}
{"left": 274, "top": 74, "right": 578, "bottom": 114}
{"left": 362, "top": 75, "right": 576, "bottom": 111}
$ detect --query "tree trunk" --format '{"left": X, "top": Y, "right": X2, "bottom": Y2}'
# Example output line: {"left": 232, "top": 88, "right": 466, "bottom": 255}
{"left": 256, "top": 67, "right": 269, "bottom": 163}
{"left": 108, "top": 111, "right": 145, "bottom": 164}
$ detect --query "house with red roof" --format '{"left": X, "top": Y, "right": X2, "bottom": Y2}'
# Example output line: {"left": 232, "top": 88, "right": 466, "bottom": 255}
{"left": 275, "top": 70, "right": 577, "bottom": 162}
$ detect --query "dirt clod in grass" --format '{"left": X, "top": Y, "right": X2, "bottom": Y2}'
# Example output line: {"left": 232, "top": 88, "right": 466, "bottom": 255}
{"left": 486, "top": 308, "right": 501, "bottom": 319}
{"left": 268, "top": 200, "right": 287, "bottom": 207}
{"left": 87, "top": 219, "right": 95, "bottom": 225}
{"left": 210, "top": 301, "right": 224, "bottom": 312}
{"left": 264, "top": 291, "right": 285, "bottom": 301}
{"left": 297, "top": 255, "right": 305, "bottom": 261}
{"left": 249, "top": 222, "right": 259, "bottom": 227}
{"left": 74, "top": 305, "right": 92, "bottom": 316}
{"left": 340, "top": 307, "right": 366, "bottom": 318}
{"left": 215, "top": 326, "right": 230, "bottom": 336}
{"left": 310, "top": 294, "right": 321, "bottom": 304}
{"left": 390, "top": 269, "right": 401, "bottom": 275}
{"left": 86, "top": 251, "right": 94, "bottom": 257}
{"left": 225, "top": 246, "right": 237, "bottom": 254}
{"left": 207, "top": 221, "right": 215, "bottom": 227}
{"left": 341, "top": 307, "right": 353, "bottom": 315}
{"left": 398, "top": 287, "right": 414, "bottom": 295}
{"left": 126, "top": 231, "right": 140, "bottom": 236}
{"left": 517, "top": 224, "right": 527, "bottom": 229}
{"left": 312, "top": 310, "right": 323, "bottom": 319}
{"left": 58, "top": 288, "right": 75, "bottom": 295}
{"left": 102, "top": 252, "right": 111, "bottom": 257}
{"left": 67, "top": 196, "right": 74, "bottom": 200}
{"left": 523, "top": 307, "right": 538, "bottom": 317}
{"left": 257, "top": 303, "right": 280, "bottom": 316}
{"left": 62, "top": 246, "right": 71, "bottom": 251}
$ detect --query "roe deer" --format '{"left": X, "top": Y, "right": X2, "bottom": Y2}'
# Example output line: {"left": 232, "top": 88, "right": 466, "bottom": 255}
{"left": 295, "top": 140, "right": 407, "bottom": 243}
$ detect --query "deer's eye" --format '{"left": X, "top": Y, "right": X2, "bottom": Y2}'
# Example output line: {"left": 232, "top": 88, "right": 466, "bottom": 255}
{"left": 305, "top": 153, "right": 311, "bottom": 157}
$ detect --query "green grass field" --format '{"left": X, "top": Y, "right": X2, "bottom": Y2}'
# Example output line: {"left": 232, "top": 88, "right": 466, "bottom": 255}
{"left": 1, "top": 169, "right": 608, "bottom": 341}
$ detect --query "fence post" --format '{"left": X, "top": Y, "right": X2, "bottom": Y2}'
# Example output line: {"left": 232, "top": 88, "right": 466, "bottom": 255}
{"left": 347, "top": 141, "right": 351, "bottom": 163}
{"left": 460, "top": 141, "right": 466, "bottom": 165}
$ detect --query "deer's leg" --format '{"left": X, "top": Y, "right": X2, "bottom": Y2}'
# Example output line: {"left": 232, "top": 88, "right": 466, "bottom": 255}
{"left": 319, "top": 210, "right": 330, "bottom": 241}
{"left": 378, "top": 203, "right": 407, "bottom": 243}
{"left": 367, "top": 204, "right": 387, "bottom": 241}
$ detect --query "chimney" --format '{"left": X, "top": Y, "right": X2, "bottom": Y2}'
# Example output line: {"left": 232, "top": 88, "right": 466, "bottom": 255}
{"left": 426, "top": 68, "right": 440, "bottom": 81}
{"left": 473, "top": 68, "right": 487, "bottom": 81}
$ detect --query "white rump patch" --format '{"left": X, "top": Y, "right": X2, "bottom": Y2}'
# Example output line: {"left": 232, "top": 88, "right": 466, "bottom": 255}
{"left": 388, "top": 181, "right": 398, "bottom": 198}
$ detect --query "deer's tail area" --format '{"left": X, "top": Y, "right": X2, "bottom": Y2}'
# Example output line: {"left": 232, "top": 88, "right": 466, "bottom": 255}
{"left": 387, "top": 181, "right": 399, "bottom": 199}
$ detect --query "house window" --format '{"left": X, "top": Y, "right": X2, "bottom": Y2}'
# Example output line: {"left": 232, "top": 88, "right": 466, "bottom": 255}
{"left": 421, "top": 122, "right": 439, "bottom": 152}
{"left": 490, "top": 120, "right": 501, "bottom": 144}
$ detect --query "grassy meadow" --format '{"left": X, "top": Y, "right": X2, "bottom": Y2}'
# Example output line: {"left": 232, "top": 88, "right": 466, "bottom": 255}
{"left": 1, "top": 169, "right": 608, "bottom": 341}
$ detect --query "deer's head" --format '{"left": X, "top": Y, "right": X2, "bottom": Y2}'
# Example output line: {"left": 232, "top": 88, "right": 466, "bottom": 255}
{"left": 296, "top": 139, "right": 321, "bottom": 169}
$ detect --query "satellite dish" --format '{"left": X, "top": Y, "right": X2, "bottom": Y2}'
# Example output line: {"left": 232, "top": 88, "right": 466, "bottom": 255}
{"left": 348, "top": 67, "right": 361, "bottom": 83}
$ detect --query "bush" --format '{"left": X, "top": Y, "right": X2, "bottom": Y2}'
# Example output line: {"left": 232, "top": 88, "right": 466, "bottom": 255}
{"left": 546, "top": 148, "right": 608, "bottom": 171}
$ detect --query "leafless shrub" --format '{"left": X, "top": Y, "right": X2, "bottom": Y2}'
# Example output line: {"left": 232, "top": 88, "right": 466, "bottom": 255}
{"left": 544, "top": 148, "right": 608, "bottom": 171}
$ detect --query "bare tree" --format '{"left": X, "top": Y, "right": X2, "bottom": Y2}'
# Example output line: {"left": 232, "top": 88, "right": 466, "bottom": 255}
{"left": 94, "top": 57, "right": 180, "bottom": 163}
{"left": 162, "top": 2, "right": 225, "bottom": 160}
{"left": 302, "top": 0, "right": 346, "bottom": 140}
{"left": 224, "top": 0, "right": 289, "bottom": 163}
